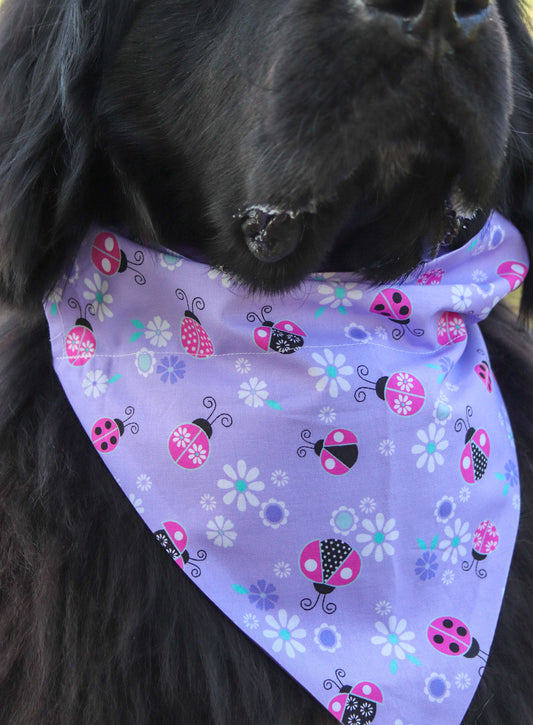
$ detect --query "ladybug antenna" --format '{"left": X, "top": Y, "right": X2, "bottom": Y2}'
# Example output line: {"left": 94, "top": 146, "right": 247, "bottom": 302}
{"left": 190, "top": 296, "right": 206, "bottom": 314}
{"left": 323, "top": 669, "right": 347, "bottom": 692}
{"left": 354, "top": 364, "right": 377, "bottom": 402}
{"left": 300, "top": 591, "right": 337, "bottom": 615}
{"left": 475, "top": 562, "right": 488, "bottom": 579}
{"left": 454, "top": 405, "right": 474, "bottom": 434}
{"left": 297, "top": 429, "right": 315, "bottom": 457}
{"left": 246, "top": 304, "right": 272, "bottom": 324}
{"left": 188, "top": 549, "right": 207, "bottom": 578}
{"left": 392, "top": 324, "right": 424, "bottom": 340}
{"left": 121, "top": 406, "right": 140, "bottom": 434}
{"left": 175, "top": 287, "right": 205, "bottom": 313}
{"left": 202, "top": 396, "right": 233, "bottom": 428}
{"left": 461, "top": 559, "right": 475, "bottom": 573}
{"left": 84, "top": 302, "right": 96, "bottom": 319}
{"left": 124, "top": 250, "right": 146, "bottom": 285}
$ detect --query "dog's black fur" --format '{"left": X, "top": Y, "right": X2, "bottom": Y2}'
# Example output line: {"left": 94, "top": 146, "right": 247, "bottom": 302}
{"left": 0, "top": 1, "right": 532, "bottom": 723}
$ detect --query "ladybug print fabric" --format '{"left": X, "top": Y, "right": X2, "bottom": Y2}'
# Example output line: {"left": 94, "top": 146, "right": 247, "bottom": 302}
{"left": 44, "top": 212, "right": 528, "bottom": 725}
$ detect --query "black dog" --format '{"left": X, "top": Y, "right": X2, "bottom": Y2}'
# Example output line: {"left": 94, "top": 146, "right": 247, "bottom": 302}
{"left": 0, "top": 1, "right": 532, "bottom": 723}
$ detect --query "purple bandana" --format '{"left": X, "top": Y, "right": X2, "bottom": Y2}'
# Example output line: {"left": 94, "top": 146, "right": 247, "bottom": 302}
{"left": 44, "top": 212, "right": 528, "bottom": 725}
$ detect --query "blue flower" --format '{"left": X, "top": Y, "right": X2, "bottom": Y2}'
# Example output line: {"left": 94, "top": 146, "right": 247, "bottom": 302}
{"left": 504, "top": 459, "right": 519, "bottom": 488}
{"left": 415, "top": 551, "right": 438, "bottom": 581}
{"left": 157, "top": 355, "right": 186, "bottom": 383}
{"left": 248, "top": 580, "right": 279, "bottom": 610}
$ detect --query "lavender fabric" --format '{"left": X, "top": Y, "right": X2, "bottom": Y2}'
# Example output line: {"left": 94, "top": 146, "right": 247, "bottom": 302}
{"left": 44, "top": 211, "right": 528, "bottom": 725}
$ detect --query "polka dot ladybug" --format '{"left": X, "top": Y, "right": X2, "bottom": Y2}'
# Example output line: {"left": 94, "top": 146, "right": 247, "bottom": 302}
{"left": 370, "top": 288, "right": 423, "bottom": 340}
{"left": 497, "top": 260, "right": 528, "bottom": 292}
{"left": 175, "top": 288, "right": 214, "bottom": 358}
{"left": 168, "top": 395, "right": 232, "bottom": 470}
{"left": 91, "top": 231, "right": 146, "bottom": 285}
{"left": 354, "top": 365, "right": 425, "bottom": 416}
{"left": 475, "top": 352, "right": 493, "bottom": 393}
{"left": 247, "top": 305, "right": 306, "bottom": 354}
{"left": 299, "top": 538, "right": 361, "bottom": 614}
{"left": 437, "top": 311, "right": 467, "bottom": 346}
{"left": 297, "top": 428, "right": 358, "bottom": 475}
{"left": 427, "top": 616, "right": 488, "bottom": 673}
{"left": 323, "top": 669, "right": 383, "bottom": 724}
{"left": 91, "top": 406, "right": 139, "bottom": 453}
{"left": 65, "top": 298, "right": 96, "bottom": 366}
{"left": 455, "top": 405, "right": 490, "bottom": 483}
{"left": 154, "top": 521, "right": 207, "bottom": 578}
{"left": 462, "top": 520, "right": 499, "bottom": 579}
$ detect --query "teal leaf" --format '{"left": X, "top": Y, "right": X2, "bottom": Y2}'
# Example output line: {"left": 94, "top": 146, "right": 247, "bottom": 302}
{"left": 390, "top": 658, "right": 398, "bottom": 675}
{"left": 109, "top": 374, "right": 122, "bottom": 385}
{"left": 494, "top": 472, "right": 505, "bottom": 481}
{"left": 131, "top": 319, "right": 145, "bottom": 329}
{"left": 266, "top": 400, "right": 283, "bottom": 410}
{"left": 430, "top": 534, "right": 439, "bottom": 551}
{"left": 129, "top": 331, "right": 144, "bottom": 343}
{"left": 314, "top": 306, "right": 326, "bottom": 319}
{"left": 51, "top": 302, "right": 58, "bottom": 317}
{"left": 232, "top": 584, "right": 249, "bottom": 595}
{"left": 417, "top": 538, "right": 427, "bottom": 551}
{"left": 338, "top": 306, "right": 347, "bottom": 315}
{"left": 407, "top": 654, "right": 422, "bottom": 666}
{"left": 502, "top": 483, "right": 510, "bottom": 497}
{"left": 425, "top": 364, "right": 441, "bottom": 370}
{"left": 437, "top": 374, "right": 445, "bottom": 385}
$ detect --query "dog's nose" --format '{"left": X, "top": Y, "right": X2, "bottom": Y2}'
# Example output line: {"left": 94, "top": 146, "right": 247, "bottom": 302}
{"left": 365, "top": 0, "right": 491, "bottom": 48}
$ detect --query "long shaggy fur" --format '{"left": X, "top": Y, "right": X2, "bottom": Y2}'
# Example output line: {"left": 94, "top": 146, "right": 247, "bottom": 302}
{"left": 0, "top": 1, "right": 532, "bottom": 723}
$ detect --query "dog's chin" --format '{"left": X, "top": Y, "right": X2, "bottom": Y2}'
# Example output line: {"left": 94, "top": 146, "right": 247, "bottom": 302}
{"left": 215, "top": 152, "right": 493, "bottom": 294}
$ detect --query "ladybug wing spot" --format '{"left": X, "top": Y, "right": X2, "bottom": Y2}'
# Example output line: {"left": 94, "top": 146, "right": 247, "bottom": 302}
{"left": 304, "top": 558, "right": 318, "bottom": 572}
{"left": 339, "top": 566, "right": 353, "bottom": 580}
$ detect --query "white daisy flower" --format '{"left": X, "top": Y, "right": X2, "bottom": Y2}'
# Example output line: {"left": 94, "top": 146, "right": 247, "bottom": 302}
{"left": 441, "top": 568, "right": 455, "bottom": 585}
{"left": 187, "top": 442, "right": 208, "bottom": 466}
{"left": 308, "top": 349, "right": 353, "bottom": 398}
{"left": 411, "top": 423, "right": 448, "bottom": 473}
{"left": 318, "top": 406, "right": 336, "bottom": 424}
{"left": 208, "top": 267, "right": 233, "bottom": 287}
{"left": 317, "top": 276, "right": 362, "bottom": 312}
{"left": 217, "top": 460, "right": 264, "bottom": 512}
{"left": 360, "top": 497, "right": 376, "bottom": 514}
{"left": 273, "top": 561, "right": 291, "bottom": 578}
{"left": 235, "top": 357, "right": 251, "bottom": 374}
{"left": 83, "top": 273, "right": 113, "bottom": 321}
{"left": 271, "top": 469, "right": 289, "bottom": 487}
{"left": 243, "top": 613, "right": 259, "bottom": 630}
{"left": 459, "top": 486, "right": 471, "bottom": 503}
{"left": 238, "top": 377, "right": 268, "bottom": 407}
{"left": 455, "top": 672, "right": 472, "bottom": 690}
{"left": 378, "top": 439, "right": 395, "bottom": 456}
{"left": 206, "top": 516, "right": 237, "bottom": 547}
{"left": 263, "top": 609, "right": 306, "bottom": 658}
{"left": 144, "top": 316, "right": 172, "bottom": 347}
{"left": 136, "top": 474, "right": 152, "bottom": 491}
{"left": 439, "top": 518, "right": 471, "bottom": 564}
{"left": 371, "top": 616, "right": 416, "bottom": 660}
{"left": 451, "top": 284, "right": 473, "bottom": 311}
{"left": 375, "top": 600, "right": 392, "bottom": 616}
{"left": 128, "top": 494, "right": 144, "bottom": 514}
{"left": 356, "top": 513, "right": 399, "bottom": 562}
{"left": 200, "top": 493, "right": 217, "bottom": 511}
{"left": 82, "top": 369, "right": 109, "bottom": 398}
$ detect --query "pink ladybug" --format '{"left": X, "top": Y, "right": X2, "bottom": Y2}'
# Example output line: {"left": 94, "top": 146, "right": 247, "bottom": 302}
{"left": 428, "top": 616, "right": 488, "bottom": 673}
{"left": 247, "top": 305, "right": 306, "bottom": 354}
{"left": 370, "top": 288, "right": 423, "bottom": 340}
{"left": 324, "top": 669, "right": 383, "bottom": 724}
{"left": 91, "top": 406, "right": 139, "bottom": 453}
{"left": 417, "top": 267, "right": 445, "bottom": 285}
{"left": 437, "top": 311, "right": 467, "bottom": 346}
{"left": 297, "top": 428, "right": 358, "bottom": 475}
{"left": 455, "top": 406, "right": 490, "bottom": 483}
{"left": 91, "top": 232, "right": 146, "bottom": 285}
{"left": 65, "top": 298, "right": 96, "bottom": 366}
{"left": 497, "top": 260, "right": 528, "bottom": 292}
{"left": 175, "top": 288, "right": 214, "bottom": 358}
{"left": 474, "top": 357, "right": 493, "bottom": 393}
{"left": 168, "top": 395, "right": 232, "bottom": 470}
{"left": 462, "top": 520, "right": 499, "bottom": 579}
{"left": 299, "top": 538, "right": 361, "bottom": 614}
{"left": 154, "top": 521, "right": 207, "bottom": 577}
{"left": 354, "top": 365, "right": 425, "bottom": 416}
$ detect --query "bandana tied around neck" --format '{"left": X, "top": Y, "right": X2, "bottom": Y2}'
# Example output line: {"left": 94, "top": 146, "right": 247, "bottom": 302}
{"left": 45, "top": 212, "right": 528, "bottom": 725}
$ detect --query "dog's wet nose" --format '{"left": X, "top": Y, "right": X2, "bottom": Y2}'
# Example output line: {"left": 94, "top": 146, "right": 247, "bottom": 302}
{"left": 365, "top": 0, "right": 491, "bottom": 48}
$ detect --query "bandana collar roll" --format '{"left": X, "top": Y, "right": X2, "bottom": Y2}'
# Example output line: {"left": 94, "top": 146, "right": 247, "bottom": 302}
{"left": 45, "top": 211, "right": 528, "bottom": 725}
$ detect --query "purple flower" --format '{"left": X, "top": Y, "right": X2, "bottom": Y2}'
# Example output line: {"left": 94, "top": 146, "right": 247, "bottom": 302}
{"left": 248, "top": 579, "right": 278, "bottom": 610}
{"left": 415, "top": 551, "right": 438, "bottom": 581}
{"left": 157, "top": 355, "right": 186, "bottom": 383}
{"left": 504, "top": 459, "right": 519, "bottom": 488}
